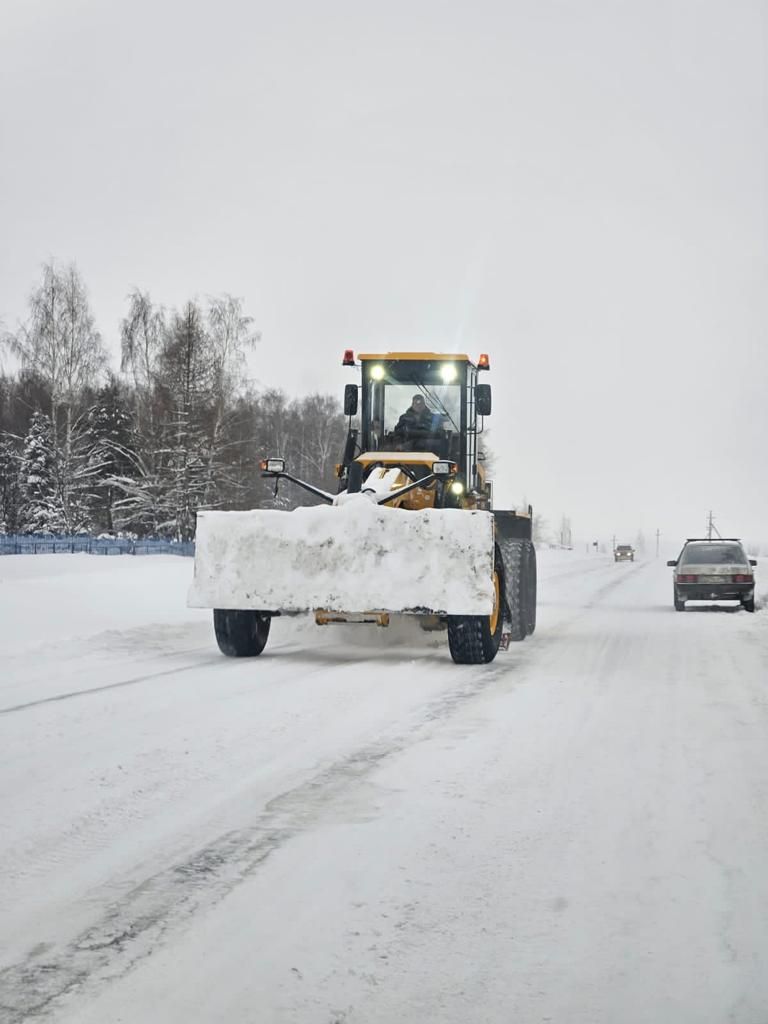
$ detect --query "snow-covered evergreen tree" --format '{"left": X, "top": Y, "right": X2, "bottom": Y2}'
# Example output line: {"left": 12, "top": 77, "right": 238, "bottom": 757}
{"left": 19, "top": 412, "right": 65, "bottom": 533}
{"left": 0, "top": 438, "right": 22, "bottom": 534}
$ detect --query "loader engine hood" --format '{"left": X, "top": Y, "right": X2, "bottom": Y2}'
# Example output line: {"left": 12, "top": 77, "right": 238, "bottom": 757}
{"left": 188, "top": 497, "right": 495, "bottom": 616}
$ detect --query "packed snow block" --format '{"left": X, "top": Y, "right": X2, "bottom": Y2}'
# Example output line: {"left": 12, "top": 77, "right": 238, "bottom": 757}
{"left": 188, "top": 499, "right": 495, "bottom": 615}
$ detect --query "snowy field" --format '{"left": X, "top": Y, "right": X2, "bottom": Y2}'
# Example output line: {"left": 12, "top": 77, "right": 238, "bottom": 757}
{"left": 1, "top": 550, "right": 768, "bottom": 1023}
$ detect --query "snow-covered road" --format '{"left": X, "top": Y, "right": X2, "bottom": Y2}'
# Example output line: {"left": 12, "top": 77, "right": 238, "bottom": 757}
{"left": 1, "top": 552, "right": 767, "bottom": 1023}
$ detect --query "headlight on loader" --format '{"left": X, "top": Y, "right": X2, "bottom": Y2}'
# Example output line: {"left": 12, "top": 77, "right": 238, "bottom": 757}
{"left": 450, "top": 481, "right": 464, "bottom": 495}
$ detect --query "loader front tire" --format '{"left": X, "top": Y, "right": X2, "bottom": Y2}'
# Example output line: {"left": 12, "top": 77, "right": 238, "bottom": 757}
{"left": 213, "top": 609, "right": 271, "bottom": 657}
{"left": 447, "top": 548, "right": 504, "bottom": 664}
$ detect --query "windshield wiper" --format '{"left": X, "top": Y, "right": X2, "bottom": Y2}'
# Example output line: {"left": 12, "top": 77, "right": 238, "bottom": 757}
{"left": 417, "top": 384, "right": 460, "bottom": 432}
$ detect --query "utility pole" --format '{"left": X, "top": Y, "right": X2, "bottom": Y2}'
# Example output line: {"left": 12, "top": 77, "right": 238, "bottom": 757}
{"left": 706, "top": 511, "right": 722, "bottom": 540}
{"left": 655, "top": 529, "right": 661, "bottom": 558}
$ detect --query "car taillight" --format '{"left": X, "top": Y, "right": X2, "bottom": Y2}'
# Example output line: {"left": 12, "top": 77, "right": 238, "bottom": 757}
{"left": 676, "top": 574, "right": 697, "bottom": 583}
{"left": 734, "top": 574, "right": 753, "bottom": 583}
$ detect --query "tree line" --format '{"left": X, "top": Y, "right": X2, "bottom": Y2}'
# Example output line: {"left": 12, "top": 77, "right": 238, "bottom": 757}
{"left": 0, "top": 262, "right": 347, "bottom": 539}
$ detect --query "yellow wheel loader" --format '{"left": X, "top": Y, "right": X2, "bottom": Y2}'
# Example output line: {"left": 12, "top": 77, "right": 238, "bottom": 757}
{"left": 189, "top": 351, "right": 536, "bottom": 665}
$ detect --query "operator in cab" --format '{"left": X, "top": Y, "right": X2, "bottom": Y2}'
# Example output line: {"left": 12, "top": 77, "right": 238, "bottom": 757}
{"left": 394, "top": 394, "right": 433, "bottom": 442}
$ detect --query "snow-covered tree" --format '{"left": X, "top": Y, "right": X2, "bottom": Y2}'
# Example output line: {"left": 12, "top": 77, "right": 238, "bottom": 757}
{"left": 203, "top": 295, "right": 260, "bottom": 507}
{"left": 291, "top": 393, "right": 348, "bottom": 497}
{"left": 117, "top": 294, "right": 265, "bottom": 537}
{"left": 85, "top": 378, "right": 135, "bottom": 533}
{"left": 0, "top": 438, "right": 22, "bottom": 534}
{"left": 120, "top": 289, "right": 165, "bottom": 395}
{"left": 17, "top": 409, "right": 103, "bottom": 535}
{"left": 154, "top": 302, "right": 214, "bottom": 539}
{"left": 110, "top": 446, "right": 175, "bottom": 537}
{"left": 8, "top": 263, "right": 107, "bottom": 534}
{"left": 58, "top": 414, "right": 103, "bottom": 533}
{"left": 18, "top": 412, "right": 65, "bottom": 533}
{"left": 10, "top": 262, "right": 106, "bottom": 441}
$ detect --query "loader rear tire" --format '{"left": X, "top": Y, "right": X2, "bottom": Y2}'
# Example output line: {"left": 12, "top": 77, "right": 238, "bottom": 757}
{"left": 503, "top": 538, "right": 536, "bottom": 641}
{"left": 447, "top": 548, "right": 504, "bottom": 664}
{"left": 213, "top": 609, "right": 271, "bottom": 657}
{"left": 524, "top": 542, "right": 537, "bottom": 636}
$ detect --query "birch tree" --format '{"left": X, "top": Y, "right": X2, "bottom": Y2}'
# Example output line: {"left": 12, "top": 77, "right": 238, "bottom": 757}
{"left": 11, "top": 262, "right": 106, "bottom": 446}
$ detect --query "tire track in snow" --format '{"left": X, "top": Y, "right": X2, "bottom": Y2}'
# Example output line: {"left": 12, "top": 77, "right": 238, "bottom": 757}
{"left": 0, "top": 652, "right": 525, "bottom": 1023}
{"left": 0, "top": 631, "right": 358, "bottom": 714}
{"left": 0, "top": 657, "right": 224, "bottom": 716}
{"left": 583, "top": 559, "right": 652, "bottom": 608}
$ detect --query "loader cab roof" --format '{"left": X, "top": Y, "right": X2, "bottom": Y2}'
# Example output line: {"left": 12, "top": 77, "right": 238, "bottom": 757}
{"left": 358, "top": 352, "right": 476, "bottom": 366}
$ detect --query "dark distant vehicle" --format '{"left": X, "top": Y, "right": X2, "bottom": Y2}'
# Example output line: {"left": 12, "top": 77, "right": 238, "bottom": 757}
{"left": 668, "top": 539, "right": 757, "bottom": 612}
{"left": 614, "top": 544, "right": 635, "bottom": 562}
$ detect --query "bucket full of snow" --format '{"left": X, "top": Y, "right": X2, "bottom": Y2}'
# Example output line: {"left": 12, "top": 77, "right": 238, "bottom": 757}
{"left": 188, "top": 498, "right": 495, "bottom": 616}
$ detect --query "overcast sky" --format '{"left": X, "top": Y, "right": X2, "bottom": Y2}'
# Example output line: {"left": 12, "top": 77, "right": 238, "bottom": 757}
{"left": 1, "top": 0, "right": 766, "bottom": 548}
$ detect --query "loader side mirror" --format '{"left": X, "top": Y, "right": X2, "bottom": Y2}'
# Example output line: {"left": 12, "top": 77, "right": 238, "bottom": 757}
{"left": 476, "top": 384, "right": 492, "bottom": 417}
{"left": 344, "top": 384, "right": 358, "bottom": 417}
{"left": 666, "top": 560, "right": 677, "bottom": 567}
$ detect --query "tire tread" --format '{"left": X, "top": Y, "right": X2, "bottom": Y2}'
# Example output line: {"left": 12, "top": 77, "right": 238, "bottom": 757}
{"left": 213, "top": 609, "right": 271, "bottom": 657}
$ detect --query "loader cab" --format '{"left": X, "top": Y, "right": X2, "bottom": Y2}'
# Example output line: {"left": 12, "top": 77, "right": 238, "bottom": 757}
{"left": 354, "top": 353, "right": 489, "bottom": 500}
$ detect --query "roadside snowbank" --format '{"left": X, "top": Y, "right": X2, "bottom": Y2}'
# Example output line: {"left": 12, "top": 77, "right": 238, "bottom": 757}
{"left": 0, "top": 554, "right": 202, "bottom": 658}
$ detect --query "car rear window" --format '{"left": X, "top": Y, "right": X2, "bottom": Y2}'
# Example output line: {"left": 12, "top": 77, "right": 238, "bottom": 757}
{"left": 680, "top": 544, "right": 746, "bottom": 565}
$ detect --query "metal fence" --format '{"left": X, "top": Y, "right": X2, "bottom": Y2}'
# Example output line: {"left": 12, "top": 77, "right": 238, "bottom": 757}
{"left": 0, "top": 535, "right": 195, "bottom": 557}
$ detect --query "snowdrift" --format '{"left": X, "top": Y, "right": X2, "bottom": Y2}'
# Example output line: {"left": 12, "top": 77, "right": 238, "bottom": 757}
{"left": 188, "top": 498, "right": 495, "bottom": 616}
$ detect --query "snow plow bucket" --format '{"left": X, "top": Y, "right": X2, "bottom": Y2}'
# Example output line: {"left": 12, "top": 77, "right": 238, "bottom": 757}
{"left": 188, "top": 499, "right": 495, "bottom": 616}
